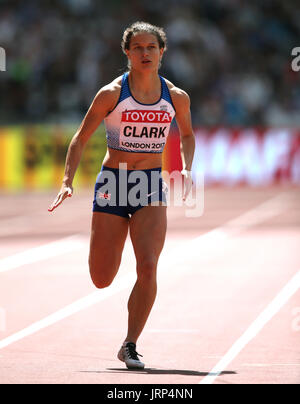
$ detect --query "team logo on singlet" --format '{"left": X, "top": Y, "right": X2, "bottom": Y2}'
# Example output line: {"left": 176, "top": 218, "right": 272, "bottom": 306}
{"left": 119, "top": 109, "right": 171, "bottom": 152}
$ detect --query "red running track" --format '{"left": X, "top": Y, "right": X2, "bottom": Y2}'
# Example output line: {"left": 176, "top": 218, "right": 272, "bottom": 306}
{"left": 0, "top": 186, "right": 299, "bottom": 384}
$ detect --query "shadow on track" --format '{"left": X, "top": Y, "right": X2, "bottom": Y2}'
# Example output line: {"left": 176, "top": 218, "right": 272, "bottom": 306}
{"left": 79, "top": 368, "right": 237, "bottom": 376}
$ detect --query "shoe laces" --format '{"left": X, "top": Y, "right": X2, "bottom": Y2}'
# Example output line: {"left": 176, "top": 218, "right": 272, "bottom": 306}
{"left": 125, "top": 342, "right": 143, "bottom": 361}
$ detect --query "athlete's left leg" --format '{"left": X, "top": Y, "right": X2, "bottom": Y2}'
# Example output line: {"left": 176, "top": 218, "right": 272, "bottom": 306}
{"left": 124, "top": 205, "right": 167, "bottom": 344}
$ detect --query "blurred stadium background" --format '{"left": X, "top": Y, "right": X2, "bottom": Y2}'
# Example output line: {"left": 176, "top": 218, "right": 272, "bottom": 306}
{"left": 0, "top": 0, "right": 300, "bottom": 190}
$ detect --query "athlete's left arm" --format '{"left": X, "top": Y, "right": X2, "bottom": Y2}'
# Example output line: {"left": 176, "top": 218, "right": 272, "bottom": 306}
{"left": 171, "top": 88, "right": 195, "bottom": 201}
{"left": 173, "top": 89, "right": 195, "bottom": 172}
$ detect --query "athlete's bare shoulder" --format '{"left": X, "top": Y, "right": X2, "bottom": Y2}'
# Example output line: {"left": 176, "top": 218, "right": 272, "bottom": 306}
{"left": 93, "top": 75, "right": 123, "bottom": 111}
{"left": 163, "top": 78, "right": 191, "bottom": 111}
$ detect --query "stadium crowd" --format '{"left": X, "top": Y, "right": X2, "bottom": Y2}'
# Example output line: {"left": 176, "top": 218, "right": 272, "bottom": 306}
{"left": 0, "top": 0, "right": 299, "bottom": 127}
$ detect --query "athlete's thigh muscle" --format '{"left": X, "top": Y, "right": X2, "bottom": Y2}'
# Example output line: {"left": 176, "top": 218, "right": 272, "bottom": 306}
{"left": 89, "top": 212, "right": 129, "bottom": 288}
{"left": 129, "top": 205, "right": 167, "bottom": 268}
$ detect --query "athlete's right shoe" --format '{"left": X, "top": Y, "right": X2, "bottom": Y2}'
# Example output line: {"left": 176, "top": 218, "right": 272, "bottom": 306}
{"left": 117, "top": 342, "right": 145, "bottom": 369}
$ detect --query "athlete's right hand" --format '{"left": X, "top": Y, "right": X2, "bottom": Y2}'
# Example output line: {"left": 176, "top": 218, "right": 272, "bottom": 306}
{"left": 48, "top": 184, "right": 73, "bottom": 212}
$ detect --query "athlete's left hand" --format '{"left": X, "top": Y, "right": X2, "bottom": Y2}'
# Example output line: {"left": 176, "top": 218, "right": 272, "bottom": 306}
{"left": 181, "top": 169, "right": 193, "bottom": 201}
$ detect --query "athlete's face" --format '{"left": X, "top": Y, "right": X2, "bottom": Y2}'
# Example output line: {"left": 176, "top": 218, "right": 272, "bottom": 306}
{"left": 126, "top": 32, "right": 164, "bottom": 71}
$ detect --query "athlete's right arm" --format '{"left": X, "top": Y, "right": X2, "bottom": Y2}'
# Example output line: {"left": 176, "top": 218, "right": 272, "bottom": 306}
{"left": 48, "top": 83, "right": 120, "bottom": 212}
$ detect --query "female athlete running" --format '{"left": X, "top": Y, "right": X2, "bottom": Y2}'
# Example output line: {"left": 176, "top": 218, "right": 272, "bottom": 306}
{"left": 48, "top": 21, "right": 195, "bottom": 369}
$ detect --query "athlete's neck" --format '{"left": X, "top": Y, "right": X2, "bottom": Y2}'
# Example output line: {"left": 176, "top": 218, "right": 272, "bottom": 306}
{"left": 128, "top": 70, "right": 160, "bottom": 95}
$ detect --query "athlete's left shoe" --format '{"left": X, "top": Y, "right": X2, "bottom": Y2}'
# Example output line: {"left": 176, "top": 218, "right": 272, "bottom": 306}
{"left": 117, "top": 342, "right": 145, "bottom": 369}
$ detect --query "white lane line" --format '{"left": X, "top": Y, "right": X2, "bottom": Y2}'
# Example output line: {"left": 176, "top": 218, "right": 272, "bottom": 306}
{"left": 200, "top": 269, "right": 300, "bottom": 384}
{"left": 0, "top": 192, "right": 287, "bottom": 274}
{"left": 159, "top": 192, "right": 288, "bottom": 270}
{"left": 0, "top": 193, "right": 289, "bottom": 350}
{"left": 0, "top": 235, "right": 85, "bottom": 274}
{"left": 0, "top": 272, "right": 136, "bottom": 350}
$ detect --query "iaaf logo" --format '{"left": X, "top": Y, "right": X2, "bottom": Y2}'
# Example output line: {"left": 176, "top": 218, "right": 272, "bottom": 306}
{"left": 122, "top": 110, "right": 172, "bottom": 123}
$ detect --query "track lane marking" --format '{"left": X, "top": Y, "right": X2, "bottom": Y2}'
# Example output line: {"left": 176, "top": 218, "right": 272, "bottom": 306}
{"left": 200, "top": 269, "right": 300, "bottom": 384}
{"left": 0, "top": 193, "right": 290, "bottom": 350}
{"left": 0, "top": 235, "right": 85, "bottom": 273}
{"left": 0, "top": 192, "right": 287, "bottom": 274}
{"left": 0, "top": 272, "right": 136, "bottom": 350}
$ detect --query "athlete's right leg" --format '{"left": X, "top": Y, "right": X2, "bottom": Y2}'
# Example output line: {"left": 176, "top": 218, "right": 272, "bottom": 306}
{"left": 89, "top": 212, "right": 129, "bottom": 289}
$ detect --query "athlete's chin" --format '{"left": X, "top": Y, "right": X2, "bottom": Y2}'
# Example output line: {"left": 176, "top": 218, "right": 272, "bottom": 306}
{"left": 135, "top": 62, "right": 158, "bottom": 71}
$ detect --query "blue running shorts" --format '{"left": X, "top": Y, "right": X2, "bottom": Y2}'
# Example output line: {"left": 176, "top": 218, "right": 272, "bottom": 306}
{"left": 93, "top": 165, "right": 167, "bottom": 218}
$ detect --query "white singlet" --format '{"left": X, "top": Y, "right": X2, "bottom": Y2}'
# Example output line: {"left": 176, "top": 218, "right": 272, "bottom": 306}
{"left": 104, "top": 72, "right": 176, "bottom": 153}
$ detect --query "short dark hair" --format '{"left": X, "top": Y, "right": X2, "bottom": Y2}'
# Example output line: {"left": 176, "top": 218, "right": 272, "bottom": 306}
{"left": 121, "top": 21, "right": 168, "bottom": 54}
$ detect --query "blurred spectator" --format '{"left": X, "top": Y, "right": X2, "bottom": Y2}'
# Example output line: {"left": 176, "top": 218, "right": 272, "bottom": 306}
{"left": 0, "top": 0, "right": 299, "bottom": 127}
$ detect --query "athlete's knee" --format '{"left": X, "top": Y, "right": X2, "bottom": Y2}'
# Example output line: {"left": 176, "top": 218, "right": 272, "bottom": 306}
{"left": 136, "top": 257, "right": 158, "bottom": 282}
{"left": 89, "top": 268, "right": 114, "bottom": 289}
{"left": 92, "top": 276, "right": 113, "bottom": 289}
{"left": 88, "top": 257, "right": 116, "bottom": 289}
